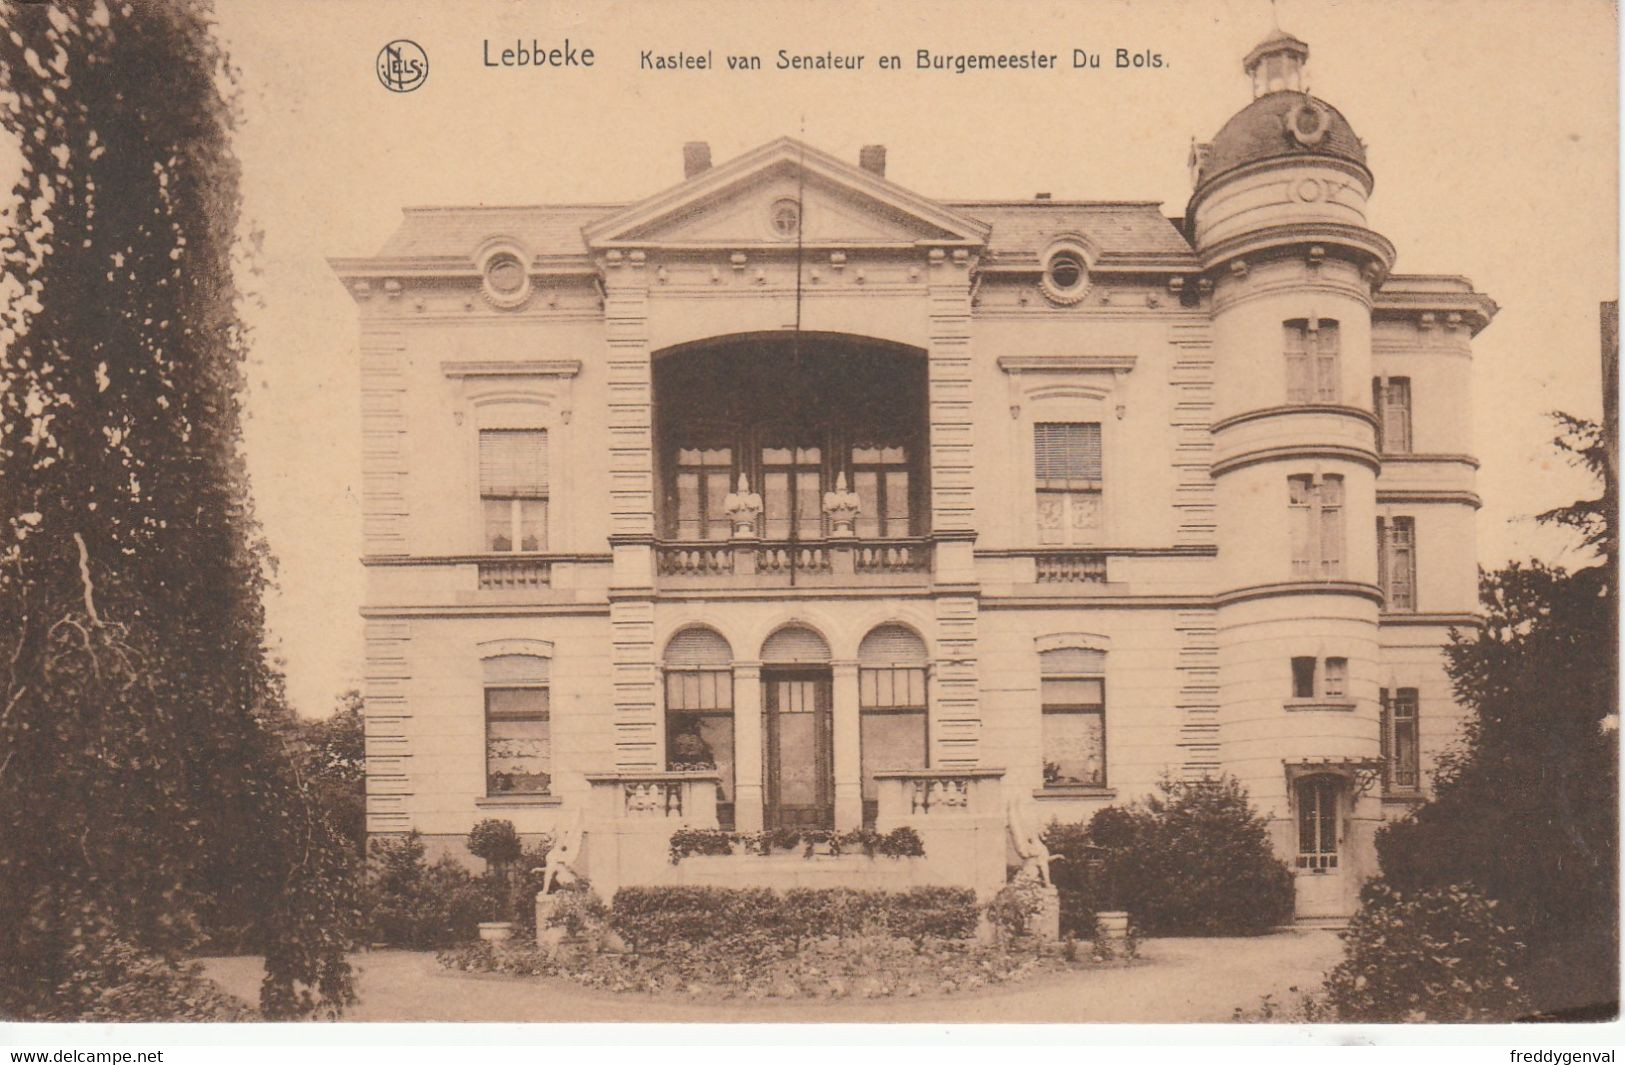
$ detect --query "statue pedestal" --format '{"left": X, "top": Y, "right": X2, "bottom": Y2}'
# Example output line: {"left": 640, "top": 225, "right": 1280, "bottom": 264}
{"left": 1096, "top": 909, "right": 1131, "bottom": 949}
{"left": 1033, "top": 884, "right": 1061, "bottom": 942}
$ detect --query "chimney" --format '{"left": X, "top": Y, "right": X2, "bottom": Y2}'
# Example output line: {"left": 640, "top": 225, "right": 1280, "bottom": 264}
{"left": 858, "top": 144, "right": 887, "bottom": 177}
{"left": 683, "top": 141, "right": 712, "bottom": 179}
{"left": 1035, "top": 192, "right": 1053, "bottom": 200}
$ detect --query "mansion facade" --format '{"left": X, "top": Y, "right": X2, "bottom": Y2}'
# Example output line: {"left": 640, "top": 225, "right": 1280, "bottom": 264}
{"left": 331, "top": 29, "right": 1495, "bottom": 919}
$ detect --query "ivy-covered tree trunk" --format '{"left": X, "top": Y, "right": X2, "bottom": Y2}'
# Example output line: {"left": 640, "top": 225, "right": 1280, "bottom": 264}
{"left": 0, "top": 0, "right": 355, "bottom": 1018}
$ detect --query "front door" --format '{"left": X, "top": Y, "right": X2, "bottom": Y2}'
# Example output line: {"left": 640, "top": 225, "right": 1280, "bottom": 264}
{"left": 1293, "top": 775, "right": 1350, "bottom": 918}
{"left": 763, "top": 669, "right": 834, "bottom": 829}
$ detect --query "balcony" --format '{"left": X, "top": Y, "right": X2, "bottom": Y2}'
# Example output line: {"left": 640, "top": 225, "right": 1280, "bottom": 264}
{"left": 654, "top": 536, "right": 934, "bottom": 589}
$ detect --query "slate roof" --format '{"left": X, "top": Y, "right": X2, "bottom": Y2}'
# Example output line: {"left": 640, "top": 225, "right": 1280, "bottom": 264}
{"left": 1197, "top": 92, "right": 1367, "bottom": 191}
{"left": 367, "top": 198, "right": 1196, "bottom": 266}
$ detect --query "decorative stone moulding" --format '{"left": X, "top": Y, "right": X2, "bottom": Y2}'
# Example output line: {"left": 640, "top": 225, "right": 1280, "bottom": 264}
{"left": 1284, "top": 98, "right": 1333, "bottom": 148}
{"left": 822, "top": 472, "right": 861, "bottom": 538}
{"left": 723, "top": 474, "right": 763, "bottom": 537}
{"left": 1038, "top": 240, "right": 1092, "bottom": 306}
{"left": 476, "top": 239, "right": 534, "bottom": 310}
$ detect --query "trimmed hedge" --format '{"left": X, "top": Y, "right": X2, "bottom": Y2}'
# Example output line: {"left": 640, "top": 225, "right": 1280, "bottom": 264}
{"left": 609, "top": 885, "right": 977, "bottom": 952}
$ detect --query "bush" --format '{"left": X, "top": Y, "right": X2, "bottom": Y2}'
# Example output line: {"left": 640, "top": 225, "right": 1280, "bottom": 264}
{"left": 512, "top": 839, "right": 554, "bottom": 936}
{"left": 467, "top": 819, "right": 524, "bottom": 867}
{"left": 985, "top": 880, "right": 1049, "bottom": 941}
{"left": 1324, "top": 880, "right": 1527, "bottom": 1022}
{"left": 362, "top": 832, "right": 498, "bottom": 949}
{"left": 1040, "top": 820, "right": 1104, "bottom": 938}
{"left": 29, "top": 929, "right": 256, "bottom": 1022}
{"left": 608, "top": 885, "right": 978, "bottom": 954}
{"left": 1087, "top": 775, "right": 1294, "bottom": 936}
{"left": 667, "top": 826, "right": 928, "bottom": 863}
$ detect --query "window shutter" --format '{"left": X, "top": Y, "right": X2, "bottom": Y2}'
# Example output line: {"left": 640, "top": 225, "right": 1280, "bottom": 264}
{"left": 1285, "top": 322, "right": 1312, "bottom": 403}
{"left": 1034, "top": 424, "right": 1102, "bottom": 485}
{"left": 1391, "top": 517, "right": 1416, "bottom": 610}
{"left": 480, "top": 430, "right": 548, "bottom": 498}
{"left": 1385, "top": 378, "right": 1412, "bottom": 452}
{"left": 1313, "top": 321, "right": 1341, "bottom": 402}
{"left": 1372, "top": 378, "right": 1386, "bottom": 449}
{"left": 664, "top": 627, "right": 733, "bottom": 667}
{"left": 1318, "top": 477, "right": 1344, "bottom": 577}
{"left": 1377, "top": 518, "right": 1390, "bottom": 598}
{"left": 1379, "top": 688, "right": 1392, "bottom": 786}
{"left": 1289, "top": 477, "right": 1313, "bottom": 576}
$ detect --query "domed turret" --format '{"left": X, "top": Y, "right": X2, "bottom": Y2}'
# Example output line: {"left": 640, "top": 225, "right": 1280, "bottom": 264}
{"left": 1189, "top": 28, "right": 1368, "bottom": 194}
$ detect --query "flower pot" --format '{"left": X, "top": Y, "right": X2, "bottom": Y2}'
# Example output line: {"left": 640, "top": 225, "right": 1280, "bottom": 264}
{"left": 1096, "top": 910, "right": 1130, "bottom": 937}
{"left": 478, "top": 921, "right": 516, "bottom": 943}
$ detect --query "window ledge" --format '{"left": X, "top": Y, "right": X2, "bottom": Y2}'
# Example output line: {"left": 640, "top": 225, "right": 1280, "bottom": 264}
{"left": 1382, "top": 790, "right": 1425, "bottom": 804}
{"left": 1284, "top": 699, "right": 1357, "bottom": 712}
{"left": 475, "top": 795, "right": 563, "bottom": 808}
{"left": 1034, "top": 786, "right": 1117, "bottom": 800}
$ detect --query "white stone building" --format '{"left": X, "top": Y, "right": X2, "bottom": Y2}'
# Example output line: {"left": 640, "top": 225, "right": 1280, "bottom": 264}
{"left": 330, "top": 29, "right": 1495, "bottom": 918}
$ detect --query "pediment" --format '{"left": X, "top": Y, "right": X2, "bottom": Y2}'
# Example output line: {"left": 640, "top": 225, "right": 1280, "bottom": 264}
{"left": 583, "top": 138, "right": 989, "bottom": 250}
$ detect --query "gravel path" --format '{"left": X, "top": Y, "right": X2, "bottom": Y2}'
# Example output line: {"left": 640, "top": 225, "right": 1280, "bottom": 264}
{"left": 198, "top": 929, "right": 1341, "bottom": 1023}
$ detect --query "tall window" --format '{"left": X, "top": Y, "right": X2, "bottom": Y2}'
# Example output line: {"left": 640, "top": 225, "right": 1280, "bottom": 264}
{"left": 1296, "top": 776, "right": 1339, "bottom": 870}
{"left": 1289, "top": 474, "right": 1344, "bottom": 578}
{"left": 480, "top": 429, "right": 548, "bottom": 552}
{"left": 1380, "top": 687, "right": 1421, "bottom": 791}
{"left": 1039, "top": 647, "right": 1106, "bottom": 788}
{"left": 1377, "top": 516, "right": 1418, "bottom": 612}
{"left": 1372, "top": 377, "right": 1413, "bottom": 453}
{"left": 1285, "top": 319, "right": 1341, "bottom": 404}
{"left": 483, "top": 654, "right": 550, "bottom": 795}
{"left": 663, "top": 628, "right": 735, "bottom": 828}
{"left": 858, "top": 625, "right": 929, "bottom": 825}
{"left": 1035, "top": 423, "right": 1103, "bottom": 546}
{"left": 673, "top": 446, "right": 733, "bottom": 540}
{"left": 761, "top": 445, "right": 823, "bottom": 540}
{"left": 852, "top": 445, "right": 912, "bottom": 538}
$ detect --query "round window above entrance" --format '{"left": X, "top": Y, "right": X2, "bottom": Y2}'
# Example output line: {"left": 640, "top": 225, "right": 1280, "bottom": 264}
{"left": 1040, "top": 248, "right": 1091, "bottom": 305}
{"left": 769, "top": 198, "right": 802, "bottom": 240}
{"left": 477, "top": 244, "right": 534, "bottom": 309}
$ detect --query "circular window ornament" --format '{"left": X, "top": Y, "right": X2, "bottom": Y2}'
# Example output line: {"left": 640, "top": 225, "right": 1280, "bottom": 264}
{"left": 769, "top": 198, "right": 801, "bottom": 240}
{"left": 480, "top": 251, "right": 532, "bottom": 309}
{"left": 1039, "top": 250, "right": 1091, "bottom": 306}
{"left": 1285, "top": 99, "right": 1332, "bottom": 148}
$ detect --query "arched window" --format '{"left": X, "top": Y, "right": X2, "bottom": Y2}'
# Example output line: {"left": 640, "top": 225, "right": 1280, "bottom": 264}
{"left": 1039, "top": 647, "right": 1106, "bottom": 788}
{"left": 858, "top": 625, "right": 929, "bottom": 825}
{"left": 761, "top": 625, "right": 831, "bottom": 664}
{"left": 663, "top": 628, "right": 735, "bottom": 828}
{"left": 483, "top": 654, "right": 550, "bottom": 796}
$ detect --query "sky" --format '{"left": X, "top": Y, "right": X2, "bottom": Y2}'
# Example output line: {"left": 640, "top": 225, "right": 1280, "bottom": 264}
{"left": 195, "top": 0, "right": 1621, "bottom": 718}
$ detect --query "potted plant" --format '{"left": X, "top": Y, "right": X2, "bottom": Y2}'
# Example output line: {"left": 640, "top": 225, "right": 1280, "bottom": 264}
{"left": 468, "top": 818, "right": 524, "bottom": 941}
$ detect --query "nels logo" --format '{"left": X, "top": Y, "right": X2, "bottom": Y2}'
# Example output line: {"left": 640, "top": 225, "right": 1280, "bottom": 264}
{"left": 377, "top": 40, "right": 429, "bottom": 93}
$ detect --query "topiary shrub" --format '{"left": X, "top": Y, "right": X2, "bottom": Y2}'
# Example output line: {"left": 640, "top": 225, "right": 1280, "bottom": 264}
{"left": 363, "top": 832, "right": 498, "bottom": 948}
{"left": 1324, "top": 879, "right": 1527, "bottom": 1022}
{"left": 1088, "top": 774, "right": 1294, "bottom": 936}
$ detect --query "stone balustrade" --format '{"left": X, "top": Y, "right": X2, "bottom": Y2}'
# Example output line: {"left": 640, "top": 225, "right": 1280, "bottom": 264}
{"left": 1033, "top": 552, "right": 1108, "bottom": 584}
{"left": 477, "top": 557, "right": 553, "bottom": 589}
{"left": 583, "top": 770, "right": 721, "bottom": 826}
{"left": 872, "top": 768, "right": 1007, "bottom": 823}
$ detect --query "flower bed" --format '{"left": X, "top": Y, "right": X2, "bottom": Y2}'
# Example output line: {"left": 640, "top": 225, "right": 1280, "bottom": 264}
{"left": 668, "top": 826, "right": 924, "bottom": 864}
{"left": 441, "top": 935, "right": 1098, "bottom": 1000}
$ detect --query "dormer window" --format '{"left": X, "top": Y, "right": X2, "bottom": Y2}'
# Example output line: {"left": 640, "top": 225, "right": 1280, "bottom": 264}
{"left": 1041, "top": 249, "right": 1090, "bottom": 304}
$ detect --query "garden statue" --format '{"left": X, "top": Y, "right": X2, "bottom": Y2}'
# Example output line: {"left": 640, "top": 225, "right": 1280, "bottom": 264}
{"left": 541, "top": 809, "right": 585, "bottom": 895}
{"left": 1006, "top": 793, "right": 1058, "bottom": 886}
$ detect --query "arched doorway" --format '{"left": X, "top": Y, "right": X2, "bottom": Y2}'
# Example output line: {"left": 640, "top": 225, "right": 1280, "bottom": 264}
{"left": 760, "top": 625, "right": 834, "bottom": 829}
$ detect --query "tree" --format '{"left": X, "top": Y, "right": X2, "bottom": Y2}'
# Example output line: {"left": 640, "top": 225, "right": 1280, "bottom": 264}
{"left": 1374, "top": 415, "right": 1618, "bottom": 1018}
{"left": 297, "top": 690, "right": 367, "bottom": 857}
{"left": 0, "top": 1, "right": 355, "bottom": 1018}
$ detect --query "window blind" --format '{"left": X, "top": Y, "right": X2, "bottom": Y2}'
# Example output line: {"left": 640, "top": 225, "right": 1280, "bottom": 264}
{"left": 479, "top": 429, "right": 549, "bottom": 497}
{"left": 1039, "top": 647, "right": 1106, "bottom": 676}
{"left": 1034, "top": 423, "right": 1102, "bottom": 484}
{"left": 664, "top": 627, "right": 733, "bottom": 667}
{"left": 858, "top": 624, "right": 927, "bottom": 667}
{"left": 761, "top": 625, "right": 831, "bottom": 663}
{"left": 482, "top": 653, "right": 550, "bottom": 685}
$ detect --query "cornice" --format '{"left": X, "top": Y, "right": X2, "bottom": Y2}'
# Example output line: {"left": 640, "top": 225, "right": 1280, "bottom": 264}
{"left": 1211, "top": 404, "right": 1379, "bottom": 435}
{"left": 996, "top": 355, "right": 1138, "bottom": 375}
{"left": 1210, "top": 443, "right": 1381, "bottom": 477}
{"left": 1216, "top": 580, "right": 1384, "bottom": 608}
{"left": 440, "top": 359, "right": 583, "bottom": 379}
{"left": 1197, "top": 221, "right": 1396, "bottom": 281}
{"left": 1379, "top": 452, "right": 1480, "bottom": 470}
{"left": 1376, "top": 489, "right": 1483, "bottom": 509}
